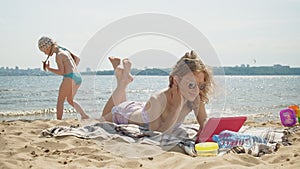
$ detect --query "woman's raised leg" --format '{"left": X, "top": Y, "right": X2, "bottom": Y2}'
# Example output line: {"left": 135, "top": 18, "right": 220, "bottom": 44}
{"left": 101, "top": 57, "right": 133, "bottom": 121}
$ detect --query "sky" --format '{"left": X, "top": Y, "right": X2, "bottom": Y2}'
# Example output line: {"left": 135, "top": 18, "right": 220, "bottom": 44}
{"left": 0, "top": 0, "right": 300, "bottom": 71}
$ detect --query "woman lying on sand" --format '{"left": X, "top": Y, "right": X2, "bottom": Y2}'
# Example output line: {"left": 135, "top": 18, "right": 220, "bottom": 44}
{"left": 101, "top": 51, "right": 214, "bottom": 133}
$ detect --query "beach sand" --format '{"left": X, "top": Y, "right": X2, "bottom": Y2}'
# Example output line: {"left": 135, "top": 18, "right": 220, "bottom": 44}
{"left": 0, "top": 119, "right": 300, "bottom": 169}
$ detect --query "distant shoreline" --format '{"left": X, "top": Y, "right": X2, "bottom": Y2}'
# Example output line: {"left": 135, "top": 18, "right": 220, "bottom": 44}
{"left": 1, "top": 64, "right": 300, "bottom": 76}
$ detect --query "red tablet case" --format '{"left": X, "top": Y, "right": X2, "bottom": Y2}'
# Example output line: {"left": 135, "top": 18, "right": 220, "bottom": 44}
{"left": 195, "top": 116, "right": 247, "bottom": 143}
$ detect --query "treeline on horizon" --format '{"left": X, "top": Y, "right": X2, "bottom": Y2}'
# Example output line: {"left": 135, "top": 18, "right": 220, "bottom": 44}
{"left": 87, "top": 66, "right": 300, "bottom": 76}
{"left": 2, "top": 66, "right": 300, "bottom": 76}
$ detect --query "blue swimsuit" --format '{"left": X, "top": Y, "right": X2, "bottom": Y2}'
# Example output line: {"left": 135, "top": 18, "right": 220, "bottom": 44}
{"left": 59, "top": 46, "right": 82, "bottom": 85}
{"left": 63, "top": 72, "right": 82, "bottom": 85}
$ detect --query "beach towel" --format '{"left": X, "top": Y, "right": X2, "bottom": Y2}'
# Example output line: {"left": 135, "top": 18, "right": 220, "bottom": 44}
{"left": 40, "top": 122, "right": 198, "bottom": 156}
{"left": 40, "top": 122, "right": 298, "bottom": 157}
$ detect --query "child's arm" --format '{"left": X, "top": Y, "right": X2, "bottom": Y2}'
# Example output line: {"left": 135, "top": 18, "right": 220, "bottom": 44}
{"left": 70, "top": 52, "right": 80, "bottom": 66}
{"left": 46, "top": 53, "right": 65, "bottom": 75}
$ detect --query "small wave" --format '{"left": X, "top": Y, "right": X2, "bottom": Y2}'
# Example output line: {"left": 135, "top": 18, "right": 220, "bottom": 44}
{"left": 0, "top": 88, "right": 15, "bottom": 92}
{"left": 272, "top": 104, "right": 297, "bottom": 109}
{"left": 247, "top": 112, "right": 279, "bottom": 122}
{"left": 0, "top": 108, "right": 77, "bottom": 116}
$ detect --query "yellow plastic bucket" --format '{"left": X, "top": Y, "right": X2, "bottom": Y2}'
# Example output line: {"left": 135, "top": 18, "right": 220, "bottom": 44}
{"left": 195, "top": 142, "right": 219, "bottom": 156}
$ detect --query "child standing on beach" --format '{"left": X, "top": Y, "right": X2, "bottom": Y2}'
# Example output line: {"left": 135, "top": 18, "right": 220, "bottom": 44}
{"left": 101, "top": 51, "right": 213, "bottom": 133}
{"left": 38, "top": 36, "right": 89, "bottom": 120}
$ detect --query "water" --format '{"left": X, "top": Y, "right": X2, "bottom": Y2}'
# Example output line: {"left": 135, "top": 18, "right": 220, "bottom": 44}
{"left": 0, "top": 75, "right": 299, "bottom": 122}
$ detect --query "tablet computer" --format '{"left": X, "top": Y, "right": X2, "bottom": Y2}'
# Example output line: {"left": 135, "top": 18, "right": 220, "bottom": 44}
{"left": 195, "top": 116, "right": 247, "bottom": 143}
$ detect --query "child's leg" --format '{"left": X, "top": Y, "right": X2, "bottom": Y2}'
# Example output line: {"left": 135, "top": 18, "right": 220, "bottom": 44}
{"left": 66, "top": 83, "right": 89, "bottom": 119}
{"left": 57, "top": 80, "right": 69, "bottom": 120}
{"left": 56, "top": 97, "right": 65, "bottom": 120}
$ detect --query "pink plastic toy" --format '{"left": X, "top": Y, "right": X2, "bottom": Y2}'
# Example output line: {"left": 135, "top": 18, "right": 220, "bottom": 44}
{"left": 280, "top": 108, "right": 297, "bottom": 127}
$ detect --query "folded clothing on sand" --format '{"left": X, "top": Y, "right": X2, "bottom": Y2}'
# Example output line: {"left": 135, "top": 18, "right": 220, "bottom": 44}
{"left": 227, "top": 125, "right": 299, "bottom": 157}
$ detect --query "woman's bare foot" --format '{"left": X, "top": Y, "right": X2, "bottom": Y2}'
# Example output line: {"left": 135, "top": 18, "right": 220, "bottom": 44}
{"left": 108, "top": 57, "right": 121, "bottom": 70}
{"left": 108, "top": 57, "right": 133, "bottom": 86}
{"left": 109, "top": 57, "right": 123, "bottom": 81}
{"left": 122, "top": 58, "right": 134, "bottom": 83}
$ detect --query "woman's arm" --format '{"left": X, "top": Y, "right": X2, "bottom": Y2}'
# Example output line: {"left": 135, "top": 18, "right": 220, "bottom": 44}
{"left": 194, "top": 100, "right": 207, "bottom": 131}
{"left": 46, "top": 53, "right": 65, "bottom": 75}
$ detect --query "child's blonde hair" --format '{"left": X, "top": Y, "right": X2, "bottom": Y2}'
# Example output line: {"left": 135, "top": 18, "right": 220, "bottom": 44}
{"left": 38, "top": 36, "right": 56, "bottom": 52}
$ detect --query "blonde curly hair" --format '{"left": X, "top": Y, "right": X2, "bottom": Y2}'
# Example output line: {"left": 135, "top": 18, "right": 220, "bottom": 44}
{"left": 169, "top": 50, "right": 214, "bottom": 104}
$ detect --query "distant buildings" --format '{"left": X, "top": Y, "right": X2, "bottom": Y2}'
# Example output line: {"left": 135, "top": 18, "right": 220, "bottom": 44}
{"left": 86, "top": 67, "right": 92, "bottom": 72}
{"left": 273, "top": 64, "right": 290, "bottom": 69}
{"left": 0, "top": 65, "right": 300, "bottom": 76}
{"left": 0, "top": 67, "right": 51, "bottom": 76}
{"left": 213, "top": 64, "right": 299, "bottom": 75}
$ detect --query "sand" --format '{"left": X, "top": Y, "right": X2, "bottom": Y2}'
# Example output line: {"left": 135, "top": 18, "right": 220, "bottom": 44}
{"left": 0, "top": 119, "right": 300, "bottom": 169}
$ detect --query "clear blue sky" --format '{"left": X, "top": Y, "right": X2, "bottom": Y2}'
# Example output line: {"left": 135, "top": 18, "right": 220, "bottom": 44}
{"left": 0, "top": 0, "right": 299, "bottom": 71}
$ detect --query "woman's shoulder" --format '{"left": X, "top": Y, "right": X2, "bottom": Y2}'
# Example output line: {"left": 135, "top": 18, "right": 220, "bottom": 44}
{"left": 150, "top": 88, "right": 168, "bottom": 103}
{"left": 151, "top": 88, "right": 167, "bottom": 97}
